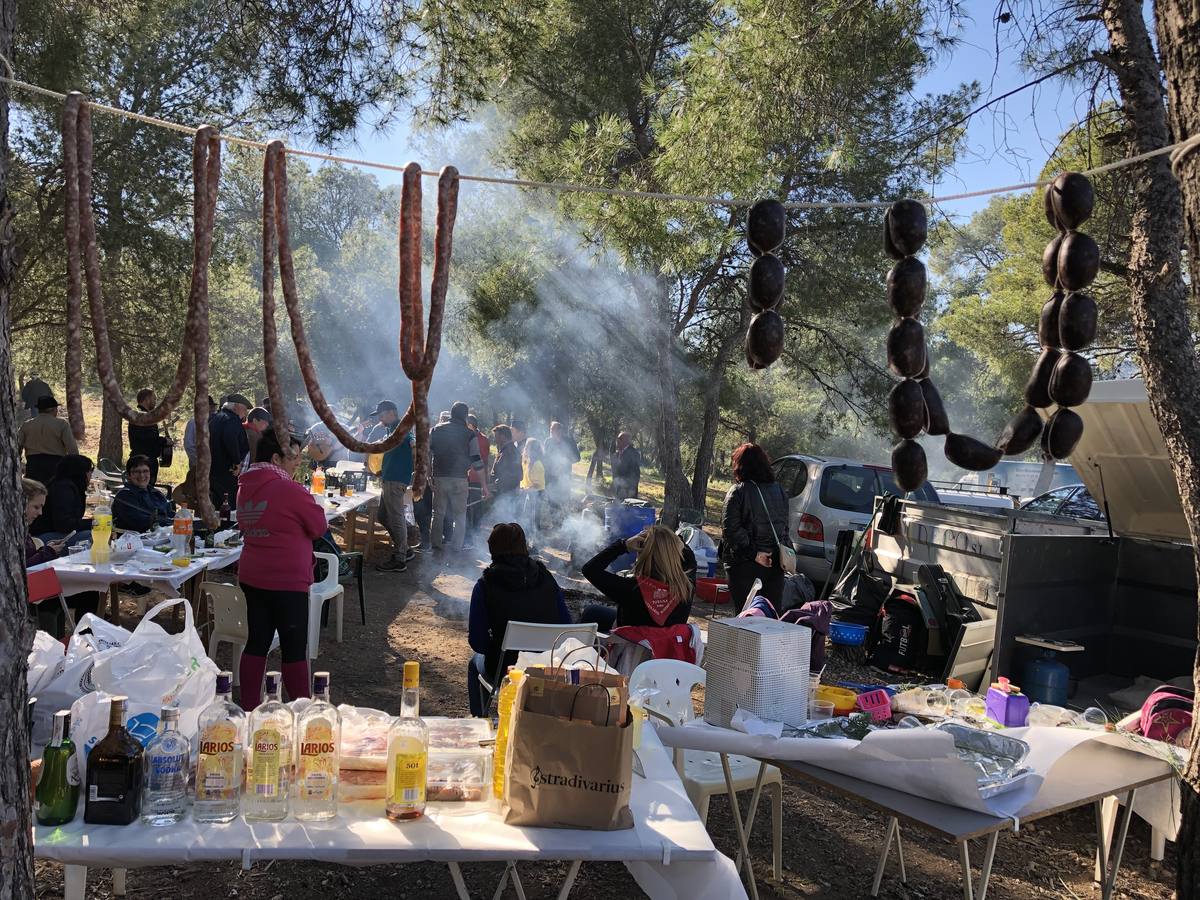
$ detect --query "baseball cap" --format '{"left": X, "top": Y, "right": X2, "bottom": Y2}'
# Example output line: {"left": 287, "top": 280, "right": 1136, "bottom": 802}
{"left": 36, "top": 395, "right": 60, "bottom": 411}
{"left": 371, "top": 400, "right": 399, "bottom": 416}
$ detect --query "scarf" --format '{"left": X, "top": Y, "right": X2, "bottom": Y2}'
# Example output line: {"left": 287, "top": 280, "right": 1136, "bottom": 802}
{"left": 636, "top": 575, "right": 682, "bottom": 626}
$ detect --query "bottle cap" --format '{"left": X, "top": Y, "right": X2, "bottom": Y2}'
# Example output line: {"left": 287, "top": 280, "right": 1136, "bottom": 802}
{"left": 54, "top": 709, "right": 71, "bottom": 729}
{"left": 313, "top": 671, "right": 330, "bottom": 693}
{"left": 216, "top": 672, "right": 233, "bottom": 694}
{"left": 160, "top": 704, "right": 180, "bottom": 722}
{"left": 265, "top": 671, "right": 282, "bottom": 694}
{"left": 510, "top": 669, "right": 525, "bottom": 683}
{"left": 403, "top": 660, "right": 419, "bottom": 688}
{"left": 109, "top": 696, "right": 128, "bottom": 716}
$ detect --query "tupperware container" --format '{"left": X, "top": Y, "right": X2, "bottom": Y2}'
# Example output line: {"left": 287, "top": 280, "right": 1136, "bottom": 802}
{"left": 424, "top": 717, "right": 493, "bottom": 809}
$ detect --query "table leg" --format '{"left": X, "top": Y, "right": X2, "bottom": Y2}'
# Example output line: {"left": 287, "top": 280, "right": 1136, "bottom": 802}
{"left": 113, "top": 867, "right": 127, "bottom": 896}
{"left": 1102, "top": 788, "right": 1138, "bottom": 900}
{"left": 895, "top": 822, "right": 907, "bottom": 884}
{"left": 734, "top": 761, "right": 768, "bottom": 876}
{"left": 345, "top": 508, "right": 359, "bottom": 553}
{"left": 871, "top": 817, "right": 899, "bottom": 897}
{"left": 363, "top": 503, "right": 379, "bottom": 562}
{"left": 1094, "top": 799, "right": 1111, "bottom": 884}
{"left": 63, "top": 865, "right": 87, "bottom": 900}
{"left": 555, "top": 860, "right": 582, "bottom": 900}
{"left": 959, "top": 840, "right": 973, "bottom": 900}
{"left": 720, "top": 753, "right": 759, "bottom": 900}
{"left": 1150, "top": 827, "right": 1166, "bottom": 862}
{"left": 447, "top": 862, "right": 472, "bottom": 900}
{"left": 108, "top": 584, "right": 120, "bottom": 628}
{"left": 977, "top": 831, "right": 999, "bottom": 900}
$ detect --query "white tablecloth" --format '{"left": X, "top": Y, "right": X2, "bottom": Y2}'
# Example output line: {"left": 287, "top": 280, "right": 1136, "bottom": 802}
{"left": 29, "top": 548, "right": 240, "bottom": 596}
{"left": 34, "top": 728, "right": 747, "bottom": 900}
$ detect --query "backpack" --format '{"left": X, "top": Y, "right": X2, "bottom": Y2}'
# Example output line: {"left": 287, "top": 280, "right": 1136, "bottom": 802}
{"left": 867, "top": 590, "right": 927, "bottom": 675}
{"left": 1139, "top": 685, "right": 1194, "bottom": 745}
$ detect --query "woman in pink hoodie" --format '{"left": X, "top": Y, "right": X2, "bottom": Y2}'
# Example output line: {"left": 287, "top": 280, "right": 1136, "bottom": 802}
{"left": 236, "top": 430, "right": 328, "bottom": 709}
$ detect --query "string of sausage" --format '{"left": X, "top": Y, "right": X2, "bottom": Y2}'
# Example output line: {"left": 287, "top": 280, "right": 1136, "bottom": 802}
{"left": 263, "top": 142, "right": 459, "bottom": 497}
{"left": 62, "top": 93, "right": 220, "bottom": 525}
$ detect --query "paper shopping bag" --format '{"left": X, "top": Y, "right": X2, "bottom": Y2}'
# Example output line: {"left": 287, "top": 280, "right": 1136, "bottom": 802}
{"left": 503, "top": 680, "right": 634, "bottom": 830}
{"left": 524, "top": 667, "right": 629, "bottom": 726}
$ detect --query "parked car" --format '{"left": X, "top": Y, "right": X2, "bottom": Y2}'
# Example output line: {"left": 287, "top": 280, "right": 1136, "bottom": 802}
{"left": 954, "top": 460, "right": 1080, "bottom": 503}
{"left": 770, "top": 454, "right": 939, "bottom": 585}
{"left": 1019, "top": 484, "right": 1106, "bottom": 521}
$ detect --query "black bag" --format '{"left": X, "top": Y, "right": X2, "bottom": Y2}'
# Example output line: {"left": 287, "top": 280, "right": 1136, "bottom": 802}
{"left": 867, "top": 591, "right": 927, "bottom": 675}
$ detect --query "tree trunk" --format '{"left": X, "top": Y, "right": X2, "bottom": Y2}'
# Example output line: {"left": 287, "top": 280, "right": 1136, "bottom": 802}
{"left": 1102, "top": 3, "right": 1200, "bottom": 894}
{"left": 0, "top": 0, "right": 36, "bottom": 892}
{"left": 691, "top": 309, "right": 750, "bottom": 514}
{"left": 643, "top": 277, "right": 690, "bottom": 526}
{"left": 98, "top": 187, "right": 125, "bottom": 463}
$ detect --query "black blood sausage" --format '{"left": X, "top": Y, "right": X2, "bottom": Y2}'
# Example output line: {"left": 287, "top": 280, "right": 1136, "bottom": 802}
{"left": 1058, "top": 292, "right": 1097, "bottom": 351}
{"left": 889, "top": 378, "right": 926, "bottom": 440}
{"left": 891, "top": 439, "right": 928, "bottom": 493}
{"left": 1056, "top": 231, "right": 1100, "bottom": 291}
{"left": 886, "top": 256, "right": 926, "bottom": 318}
{"left": 1048, "top": 351, "right": 1093, "bottom": 408}
{"left": 944, "top": 432, "right": 1003, "bottom": 471}
{"left": 1039, "top": 292, "right": 1064, "bottom": 348}
{"left": 995, "top": 405, "right": 1043, "bottom": 456}
{"left": 1043, "top": 408, "right": 1084, "bottom": 460}
{"left": 746, "top": 309, "right": 785, "bottom": 368}
{"left": 747, "top": 199, "right": 786, "bottom": 255}
{"left": 921, "top": 379, "right": 950, "bottom": 436}
{"left": 1050, "top": 172, "right": 1095, "bottom": 231}
{"left": 887, "top": 199, "right": 927, "bottom": 257}
{"left": 887, "top": 318, "right": 926, "bottom": 378}
{"left": 1024, "top": 347, "right": 1062, "bottom": 408}
{"left": 748, "top": 254, "right": 785, "bottom": 311}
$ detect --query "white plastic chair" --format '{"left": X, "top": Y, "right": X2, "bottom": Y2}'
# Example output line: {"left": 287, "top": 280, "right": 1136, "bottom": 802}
{"left": 202, "top": 582, "right": 249, "bottom": 687}
{"left": 630, "top": 659, "right": 783, "bottom": 882}
{"left": 309, "top": 552, "right": 344, "bottom": 660}
{"left": 478, "top": 621, "right": 600, "bottom": 714}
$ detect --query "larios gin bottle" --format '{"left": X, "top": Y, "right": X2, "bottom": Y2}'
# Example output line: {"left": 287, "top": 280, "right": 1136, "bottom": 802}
{"left": 142, "top": 705, "right": 189, "bottom": 825}
{"left": 385, "top": 661, "right": 428, "bottom": 821}
{"left": 84, "top": 696, "right": 144, "bottom": 825}
{"left": 245, "top": 671, "right": 294, "bottom": 821}
{"left": 194, "top": 672, "right": 246, "bottom": 823}
{"left": 294, "top": 671, "right": 340, "bottom": 821}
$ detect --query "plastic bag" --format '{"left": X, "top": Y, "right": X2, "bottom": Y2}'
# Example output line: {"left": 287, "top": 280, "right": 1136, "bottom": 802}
{"left": 111, "top": 531, "right": 142, "bottom": 561}
{"left": 515, "top": 638, "right": 617, "bottom": 674}
{"left": 27, "top": 630, "right": 64, "bottom": 698}
{"left": 71, "top": 597, "right": 218, "bottom": 781}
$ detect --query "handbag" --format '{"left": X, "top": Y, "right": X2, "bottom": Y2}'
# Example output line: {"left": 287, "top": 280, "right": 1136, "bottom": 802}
{"left": 754, "top": 483, "right": 797, "bottom": 575}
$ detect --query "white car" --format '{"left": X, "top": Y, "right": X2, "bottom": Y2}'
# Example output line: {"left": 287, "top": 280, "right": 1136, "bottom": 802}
{"left": 770, "top": 454, "right": 940, "bottom": 586}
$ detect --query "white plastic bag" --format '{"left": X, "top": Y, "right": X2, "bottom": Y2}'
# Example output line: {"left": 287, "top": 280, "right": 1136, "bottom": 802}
{"left": 72, "top": 597, "right": 219, "bottom": 781}
{"left": 515, "top": 637, "right": 617, "bottom": 674}
{"left": 27, "top": 630, "right": 64, "bottom": 697}
{"left": 32, "top": 615, "right": 132, "bottom": 747}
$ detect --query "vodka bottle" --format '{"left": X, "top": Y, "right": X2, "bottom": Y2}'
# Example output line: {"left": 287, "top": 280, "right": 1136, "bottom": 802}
{"left": 385, "top": 661, "right": 428, "bottom": 821}
{"left": 245, "top": 671, "right": 294, "bottom": 821}
{"left": 294, "top": 671, "right": 340, "bottom": 821}
{"left": 84, "top": 696, "right": 143, "bottom": 825}
{"left": 36, "top": 710, "right": 80, "bottom": 826}
{"left": 142, "top": 705, "right": 190, "bottom": 826}
{"left": 194, "top": 672, "right": 246, "bottom": 823}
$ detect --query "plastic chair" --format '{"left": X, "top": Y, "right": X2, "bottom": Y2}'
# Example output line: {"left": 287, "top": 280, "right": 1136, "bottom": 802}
{"left": 478, "top": 621, "right": 600, "bottom": 715}
{"left": 201, "top": 582, "right": 249, "bottom": 686}
{"left": 630, "top": 659, "right": 783, "bottom": 882}
{"left": 309, "top": 552, "right": 344, "bottom": 660}
{"left": 27, "top": 568, "right": 74, "bottom": 633}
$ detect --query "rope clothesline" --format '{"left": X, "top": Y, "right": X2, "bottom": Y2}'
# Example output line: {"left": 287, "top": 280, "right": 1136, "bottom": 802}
{"left": 3, "top": 71, "right": 1199, "bottom": 210}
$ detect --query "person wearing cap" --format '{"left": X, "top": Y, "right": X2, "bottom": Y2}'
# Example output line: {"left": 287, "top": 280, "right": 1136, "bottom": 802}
{"left": 367, "top": 400, "right": 415, "bottom": 571}
{"left": 18, "top": 395, "right": 79, "bottom": 486}
{"left": 127, "top": 388, "right": 168, "bottom": 486}
{"left": 184, "top": 395, "right": 217, "bottom": 467}
{"left": 209, "top": 393, "right": 251, "bottom": 507}
{"left": 429, "top": 401, "right": 485, "bottom": 553}
{"left": 242, "top": 407, "right": 273, "bottom": 469}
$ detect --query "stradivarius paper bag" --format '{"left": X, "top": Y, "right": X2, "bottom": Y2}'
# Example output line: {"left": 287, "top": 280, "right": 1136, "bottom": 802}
{"left": 502, "top": 678, "right": 633, "bottom": 830}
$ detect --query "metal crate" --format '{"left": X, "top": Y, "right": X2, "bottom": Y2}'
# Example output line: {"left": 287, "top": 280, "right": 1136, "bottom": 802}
{"left": 703, "top": 617, "right": 812, "bottom": 728}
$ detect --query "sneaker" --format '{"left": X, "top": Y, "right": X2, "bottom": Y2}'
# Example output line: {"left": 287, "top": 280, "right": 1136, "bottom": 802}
{"left": 375, "top": 557, "right": 408, "bottom": 573}
{"left": 405, "top": 547, "right": 417, "bottom": 562}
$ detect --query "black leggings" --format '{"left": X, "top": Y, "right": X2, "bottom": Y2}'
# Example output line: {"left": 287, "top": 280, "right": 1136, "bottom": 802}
{"left": 240, "top": 583, "right": 309, "bottom": 663}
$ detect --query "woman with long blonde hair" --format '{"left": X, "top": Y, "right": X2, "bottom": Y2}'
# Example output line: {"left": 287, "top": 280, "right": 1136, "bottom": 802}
{"left": 580, "top": 523, "right": 696, "bottom": 631}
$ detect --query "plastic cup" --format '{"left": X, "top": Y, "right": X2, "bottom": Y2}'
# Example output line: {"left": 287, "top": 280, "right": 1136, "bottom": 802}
{"left": 810, "top": 700, "right": 835, "bottom": 720}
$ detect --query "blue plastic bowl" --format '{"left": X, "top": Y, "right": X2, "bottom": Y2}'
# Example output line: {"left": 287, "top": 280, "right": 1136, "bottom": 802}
{"left": 829, "top": 622, "right": 869, "bottom": 647}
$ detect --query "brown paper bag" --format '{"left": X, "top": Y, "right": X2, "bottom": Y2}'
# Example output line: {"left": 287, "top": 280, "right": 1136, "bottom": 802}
{"left": 523, "top": 668, "right": 629, "bottom": 726}
{"left": 503, "top": 679, "right": 634, "bottom": 830}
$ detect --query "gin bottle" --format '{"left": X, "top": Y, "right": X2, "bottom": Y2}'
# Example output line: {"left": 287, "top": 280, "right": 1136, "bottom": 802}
{"left": 36, "top": 710, "right": 80, "bottom": 827}
{"left": 194, "top": 671, "right": 246, "bottom": 823}
{"left": 245, "top": 671, "right": 294, "bottom": 821}
{"left": 385, "top": 661, "right": 428, "bottom": 821}
{"left": 142, "top": 705, "right": 190, "bottom": 826}
{"left": 294, "top": 671, "right": 340, "bottom": 821}
{"left": 84, "top": 696, "right": 144, "bottom": 825}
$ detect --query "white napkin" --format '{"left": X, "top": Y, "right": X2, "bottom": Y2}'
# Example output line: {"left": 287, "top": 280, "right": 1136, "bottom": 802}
{"left": 730, "top": 708, "right": 784, "bottom": 738}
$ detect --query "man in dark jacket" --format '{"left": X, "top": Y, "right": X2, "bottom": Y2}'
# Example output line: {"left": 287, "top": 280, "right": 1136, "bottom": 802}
{"left": 428, "top": 401, "right": 484, "bottom": 553}
{"left": 209, "top": 393, "right": 251, "bottom": 507}
{"left": 127, "top": 388, "right": 166, "bottom": 486}
{"left": 611, "top": 431, "right": 641, "bottom": 500}
{"left": 489, "top": 424, "right": 522, "bottom": 522}
{"left": 113, "top": 455, "right": 174, "bottom": 532}
{"left": 466, "top": 523, "right": 571, "bottom": 716}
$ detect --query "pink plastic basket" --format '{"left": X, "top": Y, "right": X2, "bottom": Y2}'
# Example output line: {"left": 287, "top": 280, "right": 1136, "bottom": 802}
{"left": 855, "top": 689, "right": 892, "bottom": 722}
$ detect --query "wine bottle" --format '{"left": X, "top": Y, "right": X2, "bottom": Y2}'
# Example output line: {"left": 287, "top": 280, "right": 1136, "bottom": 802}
{"left": 84, "top": 696, "right": 144, "bottom": 825}
{"left": 36, "top": 710, "right": 80, "bottom": 827}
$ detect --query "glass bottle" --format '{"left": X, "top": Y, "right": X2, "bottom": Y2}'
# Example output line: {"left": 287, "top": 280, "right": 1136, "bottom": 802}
{"left": 84, "top": 696, "right": 144, "bottom": 825}
{"left": 36, "top": 710, "right": 80, "bottom": 827}
{"left": 294, "top": 671, "right": 340, "bottom": 821}
{"left": 142, "top": 705, "right": 190, "bottom": 826}
{"left": 386, "top": 661, "right": 428, "bottom": 821}
{"left": 194, "top": 671, "right": 246, "bottom": 823}
{"left": 245, "top": 671, "right": 294, "bottom": 821}
{"left": 219, "top": 494, "right": 231, "bottom": 530}
{"left": 492, "top": 668, "right": 525, "bottom": 800}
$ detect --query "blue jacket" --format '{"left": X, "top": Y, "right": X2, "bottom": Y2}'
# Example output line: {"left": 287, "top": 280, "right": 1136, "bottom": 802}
{"left": 113, "top": 483, "right": 174, "bottom": 532}
{"left": 371, "top": 423, "right": 415, "bottom": 485}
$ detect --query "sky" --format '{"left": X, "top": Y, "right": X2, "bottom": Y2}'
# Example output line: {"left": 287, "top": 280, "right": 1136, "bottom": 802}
{"left": 301, "top": 6, "right": 1099, "bottom": 223}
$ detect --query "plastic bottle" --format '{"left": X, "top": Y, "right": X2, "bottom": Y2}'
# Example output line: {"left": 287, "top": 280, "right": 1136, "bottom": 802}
{"left": 91, "top": 504, "right": 112, "bottom": 564}
{"left": 171, "top": 505, "right": 193, "bottom": 567}
{"left": 492, "top": 668, "right": 525, "bottom": 801}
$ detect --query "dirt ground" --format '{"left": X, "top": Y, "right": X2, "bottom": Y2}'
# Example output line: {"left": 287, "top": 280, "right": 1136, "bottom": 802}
{"left": 34, "top": 528, "right": 1180, "bottom": 899}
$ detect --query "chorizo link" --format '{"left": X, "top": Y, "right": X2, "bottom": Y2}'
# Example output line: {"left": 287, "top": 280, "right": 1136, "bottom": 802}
{"left": 399, "top": 162, "right": 425, "bottom": 379}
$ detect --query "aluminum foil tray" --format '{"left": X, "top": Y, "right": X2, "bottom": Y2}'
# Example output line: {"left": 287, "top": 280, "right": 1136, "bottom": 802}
{"left": 936, "top": 721, "right": 1032, "bottom": 795}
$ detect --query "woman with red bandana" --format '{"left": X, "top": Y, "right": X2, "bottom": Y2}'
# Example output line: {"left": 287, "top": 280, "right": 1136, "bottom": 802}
{"left": 579, "top": 525, "right": 695, "bottom": 632}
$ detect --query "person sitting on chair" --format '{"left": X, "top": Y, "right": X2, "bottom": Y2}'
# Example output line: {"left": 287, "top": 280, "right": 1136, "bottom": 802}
{"left": 24, "top": 477, "right": 99, "bottom": 628}
{"left": 113, "top": 454, "right": 174, "bottom": 532}
{"left": 466, "top": 522, "right": 571, "bottom": 717}
{"left": 580, "top": 524, "right": 696, "bottom": 632}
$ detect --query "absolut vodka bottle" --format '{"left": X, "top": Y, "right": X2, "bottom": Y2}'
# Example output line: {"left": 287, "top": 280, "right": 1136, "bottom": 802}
{"left": 142, "top": 705, "right": 190, "bottom": 825}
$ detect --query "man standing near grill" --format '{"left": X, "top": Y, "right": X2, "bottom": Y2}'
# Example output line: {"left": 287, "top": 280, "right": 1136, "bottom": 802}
{"left": 18, "top": 396, "right": 78, "bottom": 486}
{"left": 367, "top": 400, "right": 415, "bottom": 572}
{"left": 429, "top": 401, "right": 484, "bottom": 553}
{"left": 611, "top": 431, "right": 642, "bottom": 500}
{"left": 544, "top": 420, "right": 580, "bottom": 522}
{"left": 209, "top": 392, "right": 251, "bottom": 507}
{"left": 465, "top": 414, "right": 490, "bottom": 546}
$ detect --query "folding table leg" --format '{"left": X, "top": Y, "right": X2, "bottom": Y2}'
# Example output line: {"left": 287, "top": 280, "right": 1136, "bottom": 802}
{"left": 63, "top": 865, "right": 87, "bottom": 900}
{"left": 1101, "top": 789, "right": 1138, "bottom": 900}
{"left": 1150, "top": 827, "right": 1166, "bottom": 862}
{"left": 555, "top": 860, "right": 582, "bottom": 900}
{"left": 895, "top": 823, "right": 907, "bottom": 883}
{"left": 957, "top": 832, "right": 999, "bottom": 900}
{"left": 112, "top": 867, "right": 127, "bottom": 895}
{"left": 720, "top": 753, "right": 759, "bottom": 900}
{"left": 958, "top": 840, "right": 974, "bottom": 900}
{"left": 871, "top": 818, "right": 899, "bottom": 897}
{"left": 447, "top": 862, "right": 472, "bottom": 900}
{"left": 489, "top": 862, "right": 527, "bottom": 900}
{"left": 734, "top": 761, "right": 768, "bottom": 875}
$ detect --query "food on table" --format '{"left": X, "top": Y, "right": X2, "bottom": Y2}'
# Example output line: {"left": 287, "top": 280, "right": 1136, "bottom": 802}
{"left": 339, "top": 768, "right": 387, "bottom": 801}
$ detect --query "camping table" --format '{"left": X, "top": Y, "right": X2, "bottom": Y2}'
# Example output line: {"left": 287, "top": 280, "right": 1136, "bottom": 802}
{"left": 764, "top": 740, "right": 1175, "bottom": 900}
{"left": 35, "top": 729, "right": 744, "bottom": 900}
{"left": 319, "top": 488, "right": 380, "bottom": 555}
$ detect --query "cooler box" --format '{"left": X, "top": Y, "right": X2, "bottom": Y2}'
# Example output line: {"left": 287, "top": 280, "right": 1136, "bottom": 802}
{"left": 703, "top": 617, "right": 812, "bottom": 729}
{"left": 604, "top": 500, "right": 656, "bottom": 572}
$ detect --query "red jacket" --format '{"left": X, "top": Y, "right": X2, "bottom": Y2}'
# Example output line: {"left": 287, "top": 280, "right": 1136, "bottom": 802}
{"left": 611, "top": 624, "right": 699, "bottom": 664}
{"left": 236, "top": 463, "right": 328, "bottom": 592}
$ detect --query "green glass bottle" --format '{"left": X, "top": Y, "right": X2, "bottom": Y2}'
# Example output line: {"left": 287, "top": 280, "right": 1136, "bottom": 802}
{"left": 37, "top": 710, "right": 81, "bottom": 826}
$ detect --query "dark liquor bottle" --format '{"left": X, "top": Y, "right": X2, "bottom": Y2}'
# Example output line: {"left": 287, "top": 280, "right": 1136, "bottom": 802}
{"left": 84, "top": 696, "right": 144, "bottom": 825}
{"left": 36, "top": 710, "right": 80, "bottom": 826}
{"left": 220, "top": 493, "right": 231, "bottom": 530}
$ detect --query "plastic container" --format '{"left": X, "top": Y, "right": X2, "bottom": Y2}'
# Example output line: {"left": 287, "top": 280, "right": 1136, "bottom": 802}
{"left": 855, "top": 689, "right": 893, "bottom": 722}
{"left": 605, "top": 502, "right": 657, "bottom": 572}
{"left": 91, "top": 505, "right": 112, "bottom": 565}
{"left": 311, "top": 468, "right": 326, "bottom": 496}
{"left": 810, "top": 700, "right": 835, "bottom": 720}
{"left": 491, "top": 671, "right": 523, "bottom": 800}
{"left": 813, "top": 685, "right": 858, "bottom": 716}
{"left": 171, "top": 506, "right": 193, "bottom": 567}
{"left": 829, "top": 622, "right": 868, "bottom": 646}
{"left": 985, "top": 677, "right": 1030, "bottom": 727}
{"left": 695, "top": 578, "right": 730, "bottom": 605}
{"left": 424, "top": 717, "right": 492, "bottom": 806}
{"left": 704, "top": 617, "right": 812, "bottom": 728}
{"left": 1022, "top": 650, "right": 1070, "bottom": 705}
